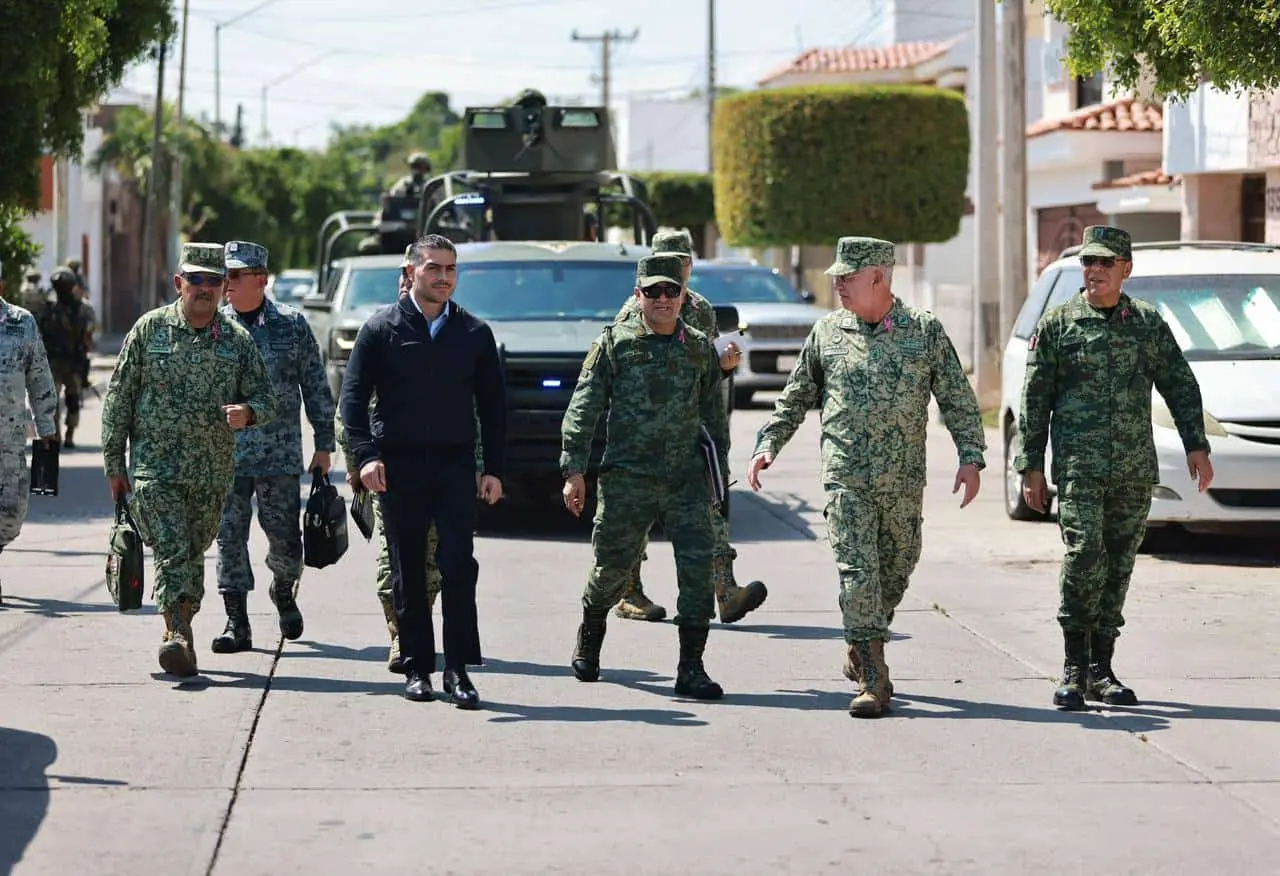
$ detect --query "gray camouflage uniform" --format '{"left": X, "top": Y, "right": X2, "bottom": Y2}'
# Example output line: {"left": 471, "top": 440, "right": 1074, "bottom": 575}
{"left": 0, "top": 301, "right": 57, "bottom": 564}
{"left": 216, "top": 242, "right": 335, "bottom": 598}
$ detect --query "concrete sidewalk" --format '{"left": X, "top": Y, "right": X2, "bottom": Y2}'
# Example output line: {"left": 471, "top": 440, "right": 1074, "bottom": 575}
{"left": 1, "top": 397, "right": 1278, "bottom": 874}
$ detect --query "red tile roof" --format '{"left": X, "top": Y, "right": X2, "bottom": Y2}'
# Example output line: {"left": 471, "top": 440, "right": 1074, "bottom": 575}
{"left": 758, "top": 41, "right": 951, "bottom": 85}
{"left": 1092, "top": 169, "right": 1181, "bottom": 190}
{"left": 1027, "top": 97, "right": 1164, "bottom": 138}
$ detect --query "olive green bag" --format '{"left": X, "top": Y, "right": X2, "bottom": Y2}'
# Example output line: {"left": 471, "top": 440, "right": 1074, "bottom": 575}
{"left": 106, "top": 498, "right": 145, "bottom": 612}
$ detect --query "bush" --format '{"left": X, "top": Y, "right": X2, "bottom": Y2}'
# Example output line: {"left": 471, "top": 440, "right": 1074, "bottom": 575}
{"left": 712, "top": 85, "right": 970, "bottom": 246}
{"left": 605, "top": 170, "right": 715, "bottom": 234}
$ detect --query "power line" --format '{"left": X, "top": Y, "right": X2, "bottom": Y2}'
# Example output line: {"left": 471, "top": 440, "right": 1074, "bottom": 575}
{"left": 570, "top": 28, "right": 640, "bottom": 107}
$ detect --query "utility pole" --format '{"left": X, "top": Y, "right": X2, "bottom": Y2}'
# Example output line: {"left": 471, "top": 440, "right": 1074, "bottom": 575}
{"left": 215, "top": 0, "right": 280, "bottom": 137}
{"left": 1000, "top": 0, "right": 1029, "bottom": 342}
{"left": 972, "top": 0, "right": 1001, "bottom": 410}
{"left": 571, "top": 28, "right": 639, "bottom": 110}
{"left": 140, "top": 39, "right": 167, "bottom": 314}
{"left": 169, "top": 0, "right": 190, "bottom": 276}
{"left": 707, "top": 0, "right": 716, "bottom": 174}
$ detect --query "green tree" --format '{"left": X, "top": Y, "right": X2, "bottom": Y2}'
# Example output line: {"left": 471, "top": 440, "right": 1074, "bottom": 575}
{"left": 1042, "top": 1, "right": 1280, "bottom": 99}
{"left": 0, "top": 0, "right": 173, "bottom": 281}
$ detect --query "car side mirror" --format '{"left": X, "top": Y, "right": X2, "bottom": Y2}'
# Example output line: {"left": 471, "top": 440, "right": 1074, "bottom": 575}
{"left": 713, "top": 304, "right": 742, "bottom": 335}
{"left": 300, "top": 295, "right": 328, "bottom": 312}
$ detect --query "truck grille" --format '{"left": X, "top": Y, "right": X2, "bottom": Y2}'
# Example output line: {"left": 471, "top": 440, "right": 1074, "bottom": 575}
{"left": 503, "top": 354, "right": 604, "bottom": 472}
{"left": 1208, "top": 489, "right": 1280, "bottom": 508}
{"left": 749, "top": 324, "right": 812, "bottom": 341}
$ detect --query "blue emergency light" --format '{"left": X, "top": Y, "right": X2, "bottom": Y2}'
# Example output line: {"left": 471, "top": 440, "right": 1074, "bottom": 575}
{"left": 541, "top": 378, "right": 563, "bottom": 389}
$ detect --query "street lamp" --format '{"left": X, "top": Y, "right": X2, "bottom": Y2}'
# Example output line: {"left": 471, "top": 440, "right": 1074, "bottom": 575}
{"left": 215, "top": 0, "right": 281, "bottom": 135}
{"left": 260, "top": 51, "right": 338, "bottom": 147}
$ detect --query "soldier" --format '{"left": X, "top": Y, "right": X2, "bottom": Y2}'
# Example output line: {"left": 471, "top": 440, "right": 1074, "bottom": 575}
{"left": 211, "top": 241, "right": 335, "bottom": 654}
{"left": 19, "top": 271, "right": 47, "bottom": 313}
{"left": 35, "top": 267, "right": 93, "bottom": 449}
{"left": 747, "top": 237, "right": 986, "bottom": 718}
{"left": 562, "top": 253, "right": 729, "bottom": 699}
{"left": 1015, "top": 225, "right": 1213, "bottom": 711}
{"left": 101, "top": 242, "right": 278, "bottom": 679}
{"left": 389, "top": 152, "right": 433, "bottom": 199}
{"left": 0, "top": 264, "right": 59, "bottom": 606}
{"left": 611, "top": 229, "right": 767, "bottom": 625}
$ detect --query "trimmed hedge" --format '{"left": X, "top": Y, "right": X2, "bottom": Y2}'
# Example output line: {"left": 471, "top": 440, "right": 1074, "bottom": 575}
{"left": 712, "top": 85, "right": 970, "bottom": 246}
{"left": 605, "top": 170, "right": 715, "bottom": 231}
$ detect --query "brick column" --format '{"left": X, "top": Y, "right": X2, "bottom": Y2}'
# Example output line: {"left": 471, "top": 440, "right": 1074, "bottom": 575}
{"left": 1180, "top": 173, "right": 1244, "bottom": 239}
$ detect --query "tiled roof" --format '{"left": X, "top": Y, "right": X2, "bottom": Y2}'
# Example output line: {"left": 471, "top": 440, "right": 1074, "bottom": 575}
{"left": 1026, "top": 97, "right": 1164, "bottom": 138}
{"left": 1092, "top": 169, "right": 1181, "bottom": 190}
{"left": 758, "top": 41, "right": 951, "bottom": 84}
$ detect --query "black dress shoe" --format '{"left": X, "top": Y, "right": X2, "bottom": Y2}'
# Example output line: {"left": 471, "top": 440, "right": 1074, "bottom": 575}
{"left": 404, "top": 671, "right": 433, "bottom": 702}
{"left": 442, "top": 667, "right": 480, "bottom": 710}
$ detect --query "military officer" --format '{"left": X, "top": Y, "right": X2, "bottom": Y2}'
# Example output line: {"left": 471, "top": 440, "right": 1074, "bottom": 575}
{"left": 748, "top": 236, "right": 986, "bottom": 718}
{"left": 102, "top": 242, "right": 278, "bottom": 679}
{"left": 0, "top": 266, "right": 59, "bottom": 606}
{"left": 562, "top": 253, "right": 729, "bottom": 700}
{"left": 211, "top": 241, "right": 334, "bottom": 654}
{"left": 1015, "top": 225, "right": 1213, "bottom": 711}
{"left": 611, "top": 229, "right": 767, "bottom": 626}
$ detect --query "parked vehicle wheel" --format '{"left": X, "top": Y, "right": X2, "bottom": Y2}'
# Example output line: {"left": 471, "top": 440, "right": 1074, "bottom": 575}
{"left": 1005, "top": 423, "right": 1050, "bottom": 522}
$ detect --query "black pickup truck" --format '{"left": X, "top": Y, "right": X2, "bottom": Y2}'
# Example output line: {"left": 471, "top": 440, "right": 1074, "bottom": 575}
{"left": 302, "top": 240, "right": 737, "bottom": 515}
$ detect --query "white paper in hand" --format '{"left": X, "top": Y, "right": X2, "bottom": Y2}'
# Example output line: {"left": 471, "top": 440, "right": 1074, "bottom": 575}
{"left": 714, "top": 331, "right": 745, "bottom": 357}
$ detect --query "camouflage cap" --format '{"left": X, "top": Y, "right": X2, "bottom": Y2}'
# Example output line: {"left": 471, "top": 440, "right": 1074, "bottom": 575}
{"left": 651, "top": 229, "right": 694, "bottom": 258}
{"left": 224, "top": 240, "right": 268, "bottom": 271}
{"left": 65, "top": 257, "right": 82, "bottom": 268}
{"left": 1078, "top": 225, "right": 1132, "bottom": 260}
{"left": 401, "top": 244, "right": 414, "bottom": 267}
{"left": 407, "top": 151, "right": 431, "bottom": 169}
{"left": 824, "top": 236, "right": 896, "bottom": 276}
{"left": 180, "top": 242, "right": 226, "bottom": 276}
{"left": 635, "top": 254, "right": 684, "bottom": 288}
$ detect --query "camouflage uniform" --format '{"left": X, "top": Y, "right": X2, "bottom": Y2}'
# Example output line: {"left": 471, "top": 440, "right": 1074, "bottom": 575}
{"left": 101, "top": 243, "right": 278, "bottom": 677}
{"left": 19, "top": 273, "right": 47, "bottom": 313}
{"left": 563, "top": 254, "right": 729, "bottom": 699}
{"left": 36, "top": 267, "right": 93, "bottom": 447}
{"left": 1015, "top": 225, "right": 1209, "bottom": 710}
{"left": 389, "top": 152, "right": 432, "bottom": 198}
{"left": 213, "top": 241, "right": 335, "bottom": 653}
{"left": 754, "top": 237, "right": 985, "bottom": 717}
{"left": 611, "top": 229, "right": 767, "bottom": 625}
{"left": 0, "top": 300, "right": 58, "bottom": 604}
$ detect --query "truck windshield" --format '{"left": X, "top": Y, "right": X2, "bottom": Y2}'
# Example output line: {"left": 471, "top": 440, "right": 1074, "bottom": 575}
{"left": 689, "top": 268, "right": 805, "bottom": 304}
{"left": 343, "top": 261, "right": 641, "bottom": 320}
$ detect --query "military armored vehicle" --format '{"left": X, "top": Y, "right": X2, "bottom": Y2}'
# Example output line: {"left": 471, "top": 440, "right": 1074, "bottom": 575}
{"left": 306, "top": 91, "right": 737, "bottom": 520}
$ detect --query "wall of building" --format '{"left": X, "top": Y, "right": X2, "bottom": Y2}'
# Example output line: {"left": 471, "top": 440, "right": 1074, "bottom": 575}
{"left": 616, "top": 98, "right": 709, "bottom": 175}
{"left": 1268, "top": 168, "right": 1280, "bottom": 244}
{"left": 1164, "top": 85, "right": 1251, "bottom": 175}
{"left": 1112, "top": 210, "right": 1181, "bottom": 242}
{"left": 1180, "top": 173, "right": 1245, "bottom": 239}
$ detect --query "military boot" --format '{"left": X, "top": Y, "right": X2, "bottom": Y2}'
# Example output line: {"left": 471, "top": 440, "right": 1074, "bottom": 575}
{"left": 211, "top": 592, "right": 252, "bottom": 653}
{"left": 1053, "top": 630, "right": 1090, "bottom": 710}
{"left": 712, "top": 557, "right": 768, "bottom": 624}
{"left": 158, "top": 601, "right": 198, "bottom": 678}
{"left": 571, "top": 610, "right": 608, "bottom": 682}
{"left": 674, "top": 625, "right": 724, "bottom": 700}
{"left": 379, "top": 595, "right": 404, "bottom": 674}
{"left": 846, "top": 640, "right": 891, "bottom": 717}
{"left": 843, "top": 643, "right": 894, "bottom": 698}
{"left": 1087, "top": 631, "right": 1138, "bottom": 706}
{"left": 614, "top": 568, "right": 666, "bottom": 621}
{"left": 269, "top": 578, "right": 304, "bottom": 640}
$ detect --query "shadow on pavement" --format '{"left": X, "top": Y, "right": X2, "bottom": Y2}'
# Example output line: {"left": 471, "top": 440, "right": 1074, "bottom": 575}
{"left": 0, "top": 727, "right": 62, "bottom": 874}
{"left": 1106, "top": 700, "right": 1280, "bottom": 725}
{"left": 890, "top": 692, "right": 1174, "bottom": 732}
{"left": 24, "top": 453, "right": 114, "bottom": 526}
{"left": 155, "top": 669, "right": 407, "bottom": 697}
{"left": 483, "top": 701, "right": 707, "bottom": 726}
{"left": 0, "top": 593, "right": 154, "bottom": 618}
{"left": 733, "top": 490, "right": 822, "bottom": 542}
{"left": 713, "top": 623, "right": 907, "bottom": 641}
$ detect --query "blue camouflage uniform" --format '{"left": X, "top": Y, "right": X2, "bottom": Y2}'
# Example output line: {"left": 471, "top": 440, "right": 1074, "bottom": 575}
{"left": 215, "top": 242, "right": 335, "bottom": 597}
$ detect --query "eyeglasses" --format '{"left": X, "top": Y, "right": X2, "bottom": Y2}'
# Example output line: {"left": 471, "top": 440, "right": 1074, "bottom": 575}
{"left": 1080, "top": 255, "right": 1117, "bottom": 268}
{"left": 640, "top": 283, "right": 682, "bottom": 299}
{"left": 181, "top": 273, "right": 223, "bottom": 286}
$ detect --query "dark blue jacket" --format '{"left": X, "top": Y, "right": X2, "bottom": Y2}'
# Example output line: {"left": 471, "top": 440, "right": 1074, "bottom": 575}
{"left": 340, "top": 297, "right": 507, "bottom": 477}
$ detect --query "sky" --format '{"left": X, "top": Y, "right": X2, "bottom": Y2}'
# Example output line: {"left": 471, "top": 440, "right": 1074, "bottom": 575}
{"left": 116, "top": 0, "right": 895, "bottom": 150}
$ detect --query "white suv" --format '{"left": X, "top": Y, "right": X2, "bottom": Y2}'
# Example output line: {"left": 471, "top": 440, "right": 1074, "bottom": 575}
{"left": 999, "top": 241, "right": 1280, "bottom": 532}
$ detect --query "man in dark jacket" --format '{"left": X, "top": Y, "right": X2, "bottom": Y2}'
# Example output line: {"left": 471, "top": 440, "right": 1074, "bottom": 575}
{"left": 340, "top": 233, "right": 507, "bottom": 707}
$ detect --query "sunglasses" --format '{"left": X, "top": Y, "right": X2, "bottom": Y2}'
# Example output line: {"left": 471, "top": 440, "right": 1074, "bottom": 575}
{"left": 640, "top": 283, "right": 682, "bottom": 299}
{"left": 1080, "top": 255, "right": 1118, "bottom": 268}
{"left": 181, "top": 273, "right": 224, "bottom": 286}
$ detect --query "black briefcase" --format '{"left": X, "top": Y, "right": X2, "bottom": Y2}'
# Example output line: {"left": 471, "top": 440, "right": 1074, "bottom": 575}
{"left": 30, "top": 439, "right": 59, "bottom": 496}
{"left": 303, "top": 470, "right": 349, "bottom": 569}
{"left": 106, "top": 499, "right": 145, "bottom": 611}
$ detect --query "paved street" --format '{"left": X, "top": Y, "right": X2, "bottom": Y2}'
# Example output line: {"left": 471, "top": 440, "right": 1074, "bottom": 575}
{"left": 2, "top": 386, "right": 1279, "bottom": 875}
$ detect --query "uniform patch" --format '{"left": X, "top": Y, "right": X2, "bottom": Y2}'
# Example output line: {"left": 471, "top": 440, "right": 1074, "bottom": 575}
{"left": 214, "top": 341, "right": 239, "bottom": 361}
{"left": 581, "top": 341, "right": 601, "bottom": 373}
{"left": 898, "top": 337, "right": 926, "bottom": 356}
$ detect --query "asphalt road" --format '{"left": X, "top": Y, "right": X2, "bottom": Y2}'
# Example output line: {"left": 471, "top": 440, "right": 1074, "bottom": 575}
{"left": 1, "top": 391, "right": 1278, "bottom": 875}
